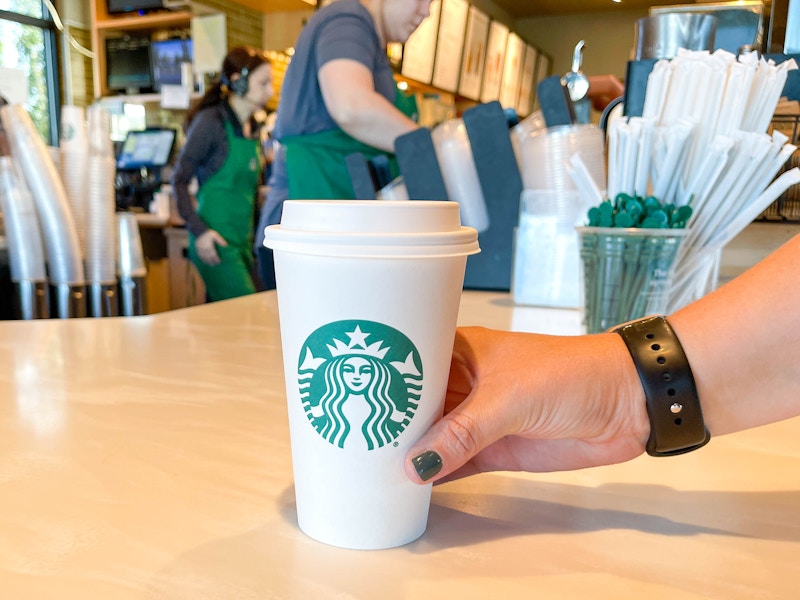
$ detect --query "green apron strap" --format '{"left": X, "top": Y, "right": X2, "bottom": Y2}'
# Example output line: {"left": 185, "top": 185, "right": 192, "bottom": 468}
{"left": 394, "top": 86, "right": 418, "bottom": 120}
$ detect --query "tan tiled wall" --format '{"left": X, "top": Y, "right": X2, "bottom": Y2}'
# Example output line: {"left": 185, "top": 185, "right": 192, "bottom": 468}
{"left": 63, "top": 25, "right": 94, "bottom": 108}
{"left": 193, "top": 0, "right": 263, "bottom": 50}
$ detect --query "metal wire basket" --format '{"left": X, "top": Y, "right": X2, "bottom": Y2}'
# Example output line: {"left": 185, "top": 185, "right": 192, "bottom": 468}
{"left": 760, "top": 114, "right": 800, "bottom": 221}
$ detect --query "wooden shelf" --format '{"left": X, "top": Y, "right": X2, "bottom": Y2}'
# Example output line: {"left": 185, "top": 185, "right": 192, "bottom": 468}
{"left": 99, "top": 92, "right": 201, "bottom": 105}
{"left": 94, "top": 11, "right": 193, "bottom": 32}
{"left": 90, "top": 5, "right": 193, "bottom": 99}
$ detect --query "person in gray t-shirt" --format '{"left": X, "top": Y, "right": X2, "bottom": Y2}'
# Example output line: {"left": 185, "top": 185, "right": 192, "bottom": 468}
{"left": 255, "top": 0, "right": 428, "bottom": 289}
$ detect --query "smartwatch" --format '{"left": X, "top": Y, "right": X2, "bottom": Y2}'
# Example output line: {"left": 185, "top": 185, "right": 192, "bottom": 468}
{"left": 614, "top": 316, "right": 711, "bottom": 457}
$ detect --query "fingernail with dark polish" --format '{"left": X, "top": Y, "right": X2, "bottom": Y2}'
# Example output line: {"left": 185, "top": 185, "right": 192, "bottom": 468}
{"left": 412, "top": 450, "right": 442, "bottom": 481}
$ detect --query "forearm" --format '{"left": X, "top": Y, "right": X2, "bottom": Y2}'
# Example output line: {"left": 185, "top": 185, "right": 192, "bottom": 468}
{"left": 332, "top": 91, "right": 418, "bottom": 152}
{"left": 669, "top": 234, "right": 800, "bottom": 436}
{"left": 319, "top": 60, "right": 418, "bottom": 153}
{"left": 171, "top": 178, "right": 207, "bottom": 237}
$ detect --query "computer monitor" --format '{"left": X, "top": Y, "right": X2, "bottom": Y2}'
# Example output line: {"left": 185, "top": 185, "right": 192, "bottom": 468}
{"left": 106, "top": 37, "right": 154, "bottom": 94}
{"left": 116, "top": 128, "right": 177, "bottom": 171}
{"left": 151, "top": 38, "right": 194, "bottom": 91}
{"left": 107, "top": 0, "right": 164, "bottom": 15}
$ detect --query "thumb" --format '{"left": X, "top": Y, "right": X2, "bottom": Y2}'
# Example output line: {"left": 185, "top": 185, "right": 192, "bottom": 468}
{"left": 404, "top": 401, "right": 501, "bottom": 485}
{"left": 212, "top": 231, "right": 228, "bottom": 247}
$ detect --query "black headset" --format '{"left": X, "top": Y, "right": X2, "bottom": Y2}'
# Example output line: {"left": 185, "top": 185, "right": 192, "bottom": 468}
{"left": 221, "top": 66, "right": 250, "bottom": 97}
{"left": 230, "top": 66, "right": 250, "bottom": 96}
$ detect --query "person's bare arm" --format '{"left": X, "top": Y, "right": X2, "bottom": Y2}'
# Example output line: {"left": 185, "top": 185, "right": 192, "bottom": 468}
{"left": 404, "top": 234, "right": 800, "bottom": 484}
{"left": 318, "top": 58, "right": 418, "bottom": 152}
{"left": 670, "top": 234, "right": 800, "bottom": 436}
{"left": 587, "top": 74, "right": 625, "bottom": 111}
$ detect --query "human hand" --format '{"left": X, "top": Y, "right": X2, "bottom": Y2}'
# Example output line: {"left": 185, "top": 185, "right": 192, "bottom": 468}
{"left": 195, "top": 230, "right": 227, "bottom": 266}
{"left": 404, "top": 327, "right": 649, "bottom": 484}
{"left": 587, "top": 74, "right": 625, "bottom": 112}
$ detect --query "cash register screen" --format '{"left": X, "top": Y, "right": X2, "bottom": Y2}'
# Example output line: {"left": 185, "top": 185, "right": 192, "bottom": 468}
{"left": 116, "top": 128, "right": 177, "bottom": 171}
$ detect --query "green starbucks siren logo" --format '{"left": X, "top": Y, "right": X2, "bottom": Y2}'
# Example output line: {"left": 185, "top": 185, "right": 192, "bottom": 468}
{"left": 298, "top": 320, "right": 423, "bottom": 450}
{"left": 62, "top": 123, "right": 76, "bottom": 142}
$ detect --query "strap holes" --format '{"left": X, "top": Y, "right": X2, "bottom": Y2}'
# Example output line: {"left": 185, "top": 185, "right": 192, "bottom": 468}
{"left": 657, "top": 356, "right": 666, "bottom": 364}
{"left": 674, "top": 418, "right": 683, "bottom": 425}
{"left": 650, "top": 343, "right": 661, "bottom": 351}
{"left": 662, "top": 372, "right": 672, "bottom": 381}
{"left": 667, "top": 388, "right": 676, "bottom": 396}
{"left": 645, "top": 333, "right": 655, "bottom": 340}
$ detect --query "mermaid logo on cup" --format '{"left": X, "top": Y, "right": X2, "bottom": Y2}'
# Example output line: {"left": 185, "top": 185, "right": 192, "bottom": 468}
{"left": 298, "top": 320, "right": 422, "bottom": 450}
{"left": 61, "top": 123, "right": 75, "bottom": 142}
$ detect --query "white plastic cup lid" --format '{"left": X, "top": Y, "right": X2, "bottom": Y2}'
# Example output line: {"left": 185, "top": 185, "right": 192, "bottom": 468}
{"left": 265, "top": 200, "right": 480, "bottom": 258}
{"left": 279, "top": 200, "right": 461, "bottom": 233}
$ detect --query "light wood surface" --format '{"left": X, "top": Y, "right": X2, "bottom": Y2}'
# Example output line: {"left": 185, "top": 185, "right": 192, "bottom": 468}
{"left": 1, "top": 291, "right": 798, "bottom": 599}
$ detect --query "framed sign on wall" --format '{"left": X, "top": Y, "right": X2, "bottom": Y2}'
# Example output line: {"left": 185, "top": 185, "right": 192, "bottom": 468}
{"left": 498, "top": 32, "right": 524, "bottom": 110}
{"left": 516, "top": 44, "right": 538, "bottom": 117}
{"left": 533, "top": 52, "right": 552, "bottom": 110}
{"left": 458, "top": 6, "right": 490, "bottom": 101}
{"left": 401, "top": 0, "right": 441, "bottom": 84}
{"left": 431, "top": 0, "right": 469, "bottom": 92}
{"left": 480, "top": 20, "right": 509, "bottom": 104}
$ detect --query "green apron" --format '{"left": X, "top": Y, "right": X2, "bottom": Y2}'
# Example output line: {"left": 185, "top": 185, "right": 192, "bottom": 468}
{"left": 284, "top": 88, "right": 417, "bottom": 199}
{"left": 189, "top": 120, "right": 261, "bottom": 301}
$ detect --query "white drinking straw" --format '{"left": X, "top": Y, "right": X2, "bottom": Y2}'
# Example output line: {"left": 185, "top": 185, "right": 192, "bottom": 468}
{"left": 651, "top": 120, "right": 693, "bottom": 201}
{"left": 606, "top": 119, "right": 619, "bottom": 200}
{"left": 634, "top": 118, "right": 655, "bottom": 198}
{"left": 708, "top": 168, "right": 800, "bottom": 248}
{"left": 567, "top": 153, "right": 603, "bottom": 207}
{"left": 691, "top": 136, "right": 773, "bottom": 251}
{"left": 620, "top": 119, "right": 639, "bottom": 196}
{"left": 630, "top": 50, "right": 800, "bottom": 313}
{"left": 642, "top": 60, "right": 670, "bottom": 121}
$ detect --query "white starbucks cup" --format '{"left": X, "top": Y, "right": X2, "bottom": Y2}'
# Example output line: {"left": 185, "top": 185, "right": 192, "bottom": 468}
{"left": 264, "top": 200, "right": 479, "bottom": 549}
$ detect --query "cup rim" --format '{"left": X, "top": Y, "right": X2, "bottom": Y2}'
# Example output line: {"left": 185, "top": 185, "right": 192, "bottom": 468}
{"left": 575, "top": 226, "right": 689, "bottom": 237}
{"left": 264, "top": 226, "right": 480, "bottom": 258}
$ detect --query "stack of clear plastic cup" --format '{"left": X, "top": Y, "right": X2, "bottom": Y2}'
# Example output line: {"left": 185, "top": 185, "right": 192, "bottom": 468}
{"left": 376, "top": 176, "right": 409, "bottom": 201}
{"left": 59, "top": 105, "right": 89, "bottom": 257}
{"left": 85, "top": 105, "right": 119, "bottom": 317}
{"left": 116, "top": 212, "right": 147, "bottom": 316}
{"left": 0, "top": 104, "right": 86, "bottom": 318}
{"left": 509, "top": 110, "right": 547, "bottom": 174}
{"left": 517, "top": 124, "right": 606, "bottom": 194}
{"left": 431, "top": 117, "right": 490, "bottom": 233}
{"left": 512, "top": 189, "right": 583, "bottom": 308}
{"left": 0, "top": 157, "right": 49, "bottom": 319}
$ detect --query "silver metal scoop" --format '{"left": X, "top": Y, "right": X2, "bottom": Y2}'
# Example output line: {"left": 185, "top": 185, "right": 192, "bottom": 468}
{"left": 562, "top": 40, "right": 591, "bottom": 124}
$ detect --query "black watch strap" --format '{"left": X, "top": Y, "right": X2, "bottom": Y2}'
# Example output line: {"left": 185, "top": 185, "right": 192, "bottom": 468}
{"left": 614, "top": 316, "right": 711, "bottom": 457}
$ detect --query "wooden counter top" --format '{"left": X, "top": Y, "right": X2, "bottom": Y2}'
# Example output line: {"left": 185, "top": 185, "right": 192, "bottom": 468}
{"left": 0, "top": 291, "right": 798, "bottom": 598}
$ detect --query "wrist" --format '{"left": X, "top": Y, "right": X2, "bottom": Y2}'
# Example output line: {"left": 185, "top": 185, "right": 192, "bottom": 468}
{"left": 551, "top": 332, "right": 650, "bottom": 457}
{"left": 606, "top": 333, "right": 651, "bottom": 454}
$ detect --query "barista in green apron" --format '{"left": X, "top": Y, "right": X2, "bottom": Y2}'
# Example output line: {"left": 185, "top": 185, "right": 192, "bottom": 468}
{"left": 188, "top": 121, "right": 261, "bottom": 301}
{"left": 172, "top": 46, "right": 275, "bottom": 302}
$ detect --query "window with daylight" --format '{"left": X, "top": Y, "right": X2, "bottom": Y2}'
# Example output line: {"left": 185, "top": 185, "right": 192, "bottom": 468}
{"left": 0, "top": 0, "right": 60, "bottom": 145}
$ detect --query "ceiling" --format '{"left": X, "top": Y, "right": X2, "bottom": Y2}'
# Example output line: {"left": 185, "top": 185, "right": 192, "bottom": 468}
{"left": 249, "top": 0, "right": 703, "bottom": 17}
{"left": 234, "top": 0, "right": 314, "bottom": 13}
{"left": 491, "top": 0, "right": 700, "bottom": 19}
